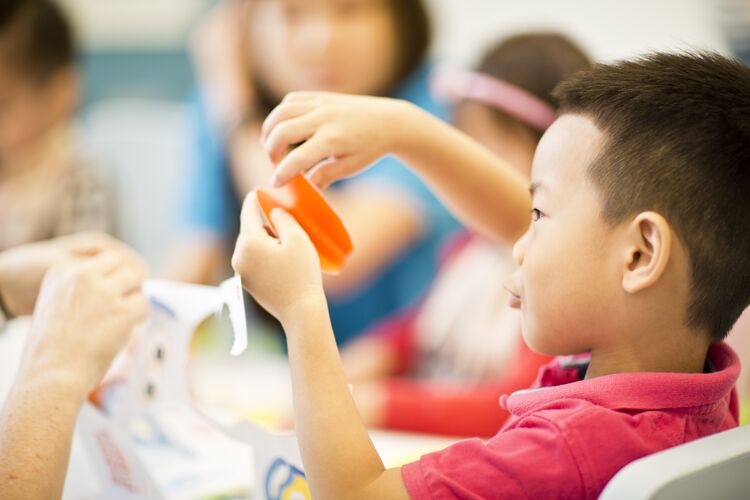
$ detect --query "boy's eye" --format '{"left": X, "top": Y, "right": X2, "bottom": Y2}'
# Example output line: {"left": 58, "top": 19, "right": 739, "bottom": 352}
{"left": 530, "top": 208, "right": 545, "bottom": 222}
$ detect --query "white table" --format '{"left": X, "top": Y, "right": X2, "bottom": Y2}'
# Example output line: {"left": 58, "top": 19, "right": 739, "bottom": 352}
{"left": 1, "top": 319, "right": 460, "bottom": 499}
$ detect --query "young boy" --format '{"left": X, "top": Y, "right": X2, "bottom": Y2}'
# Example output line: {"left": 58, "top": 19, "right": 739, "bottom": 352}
{"left": 232, "top": 52, "right": 749, "bottom": 499}
{"left": 0, "top": 0, "right": 111, "bottom": 251}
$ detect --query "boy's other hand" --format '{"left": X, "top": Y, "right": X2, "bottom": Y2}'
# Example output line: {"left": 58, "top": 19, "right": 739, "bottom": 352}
{"left": 19, "top": 251, "right": 149, "bottom": 396}
{"left": 0, "top": 232, "right": 144, "bottom": 316}
{"left": 261, "top": 92, "right": 415, "bottom": 189}
{"left": 232, "top": 192, "right": 325, "bottom": 325}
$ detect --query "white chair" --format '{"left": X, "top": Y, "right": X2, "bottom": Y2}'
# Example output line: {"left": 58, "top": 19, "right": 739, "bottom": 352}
{"left": 599, "top": 424, "right": 750, "bottom": 500}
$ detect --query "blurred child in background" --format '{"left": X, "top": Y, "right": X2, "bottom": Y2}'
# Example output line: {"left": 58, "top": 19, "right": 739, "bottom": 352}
{"left": 0, "top": 0, "right": 112, "bottom": 251}
{"left": 174, "top": 0, "right": 461, "bottom": 344}
{"left": 341, "top": 33, "right": 590, "bottom": 437}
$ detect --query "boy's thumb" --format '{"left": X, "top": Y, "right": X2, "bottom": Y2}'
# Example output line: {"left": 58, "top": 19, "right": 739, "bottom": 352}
{"left": 270, "top": 208, "right": 304, "bottom": 241}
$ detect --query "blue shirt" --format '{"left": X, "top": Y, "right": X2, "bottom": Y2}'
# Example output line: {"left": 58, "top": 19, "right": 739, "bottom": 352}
{"left": 183, "top": 64, "right": 461, "bottom": 344}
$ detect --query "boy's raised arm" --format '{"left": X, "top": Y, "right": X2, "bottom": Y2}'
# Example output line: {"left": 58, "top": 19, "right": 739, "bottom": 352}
{"left": 262, "top": 92, "right": 531, "bottom": 245}
{"left": 232, "top": 194, "right": 409, "bottom": 499}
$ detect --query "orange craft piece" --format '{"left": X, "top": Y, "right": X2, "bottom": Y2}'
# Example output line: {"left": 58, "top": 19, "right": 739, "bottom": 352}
{"left": 256, "top": 175, "right": 353, "bottom": 273}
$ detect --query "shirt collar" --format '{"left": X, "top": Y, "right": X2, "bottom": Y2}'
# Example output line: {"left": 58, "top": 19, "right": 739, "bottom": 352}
{"left": 502, "top": 342, "right": 740, "bottom": 415}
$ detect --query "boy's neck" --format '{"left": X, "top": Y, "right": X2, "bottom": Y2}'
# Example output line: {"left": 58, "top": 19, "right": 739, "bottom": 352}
{"left": 585, "top": 328, "right": 712, "bottom": 379}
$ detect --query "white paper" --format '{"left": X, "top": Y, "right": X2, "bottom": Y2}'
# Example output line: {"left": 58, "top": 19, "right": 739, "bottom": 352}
{"left": 220, "top": 275, "right": 248, "bottom": 356}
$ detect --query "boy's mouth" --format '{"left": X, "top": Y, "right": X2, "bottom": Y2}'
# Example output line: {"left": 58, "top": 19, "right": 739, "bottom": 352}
{"left": 508, "top": 293, "right": 522, "bottom": 309}
{"left": 503, "top": 283, "right": 522, "bottom": 309}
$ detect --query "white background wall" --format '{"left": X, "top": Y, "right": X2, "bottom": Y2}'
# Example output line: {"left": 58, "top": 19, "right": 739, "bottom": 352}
{"left": 60, "top": 0, "right": 732, "bottom": 60}
{"left": 429, "top": 0, "right": 730, "bottom": 64}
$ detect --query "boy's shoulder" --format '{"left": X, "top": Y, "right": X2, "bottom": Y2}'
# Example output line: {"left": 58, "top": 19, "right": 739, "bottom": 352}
{"left": 402, "top": 344, "right": 740, "bottom": 500}
{"left": 503, "top": 342, "right": 739, "bottom": 438}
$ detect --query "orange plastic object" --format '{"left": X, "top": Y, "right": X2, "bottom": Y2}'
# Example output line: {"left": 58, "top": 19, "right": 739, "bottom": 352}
{"left": 256, "top": 175, "right": 353, "bottom": 273}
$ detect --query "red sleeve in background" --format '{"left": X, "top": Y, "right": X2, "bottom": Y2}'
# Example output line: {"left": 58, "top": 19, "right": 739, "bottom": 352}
{"left": 365, "top": 307, "right": 421, "bottom": 376}
{"left": 383, "top": 337, "right": 552, "bottom": 437}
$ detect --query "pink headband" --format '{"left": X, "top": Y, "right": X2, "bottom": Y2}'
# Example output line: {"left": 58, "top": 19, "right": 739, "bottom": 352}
{"left": 431, "top": 66, "right": 557, "bottom": 132}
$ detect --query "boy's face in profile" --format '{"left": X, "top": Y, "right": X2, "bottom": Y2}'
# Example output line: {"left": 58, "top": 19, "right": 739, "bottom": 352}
{"left": 507, "top": 114, "right": 627, "bottom": 356}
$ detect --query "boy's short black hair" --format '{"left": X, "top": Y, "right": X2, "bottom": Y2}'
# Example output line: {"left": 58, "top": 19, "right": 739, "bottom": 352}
{"left": 0, "top": 0, "right": 76, "bottom": 82}
{"left": 553, "top": 52, "right": 750, "bottom": 341}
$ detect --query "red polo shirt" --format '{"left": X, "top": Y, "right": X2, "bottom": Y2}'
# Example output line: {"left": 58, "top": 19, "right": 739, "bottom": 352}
{"left": 402, "top": 342, "right": 740, "bottom": 499}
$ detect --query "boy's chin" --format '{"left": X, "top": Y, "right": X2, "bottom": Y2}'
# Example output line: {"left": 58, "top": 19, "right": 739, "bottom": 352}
{"left": 521, "top": 327, "right": 581, "bottom": 357}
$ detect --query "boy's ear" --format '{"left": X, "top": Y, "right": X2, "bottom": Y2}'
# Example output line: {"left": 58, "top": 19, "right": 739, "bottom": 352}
{"left": 621, "top": 211, "right": 672, "bottom": 294}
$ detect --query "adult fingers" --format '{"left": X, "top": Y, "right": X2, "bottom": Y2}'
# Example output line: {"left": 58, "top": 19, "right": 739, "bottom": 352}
{"left": 121, "top": 291, "right": 149, "bottom": 325}
{"left": 107, "top": 265, "right": 146, "bottom": 296}
{"left": 68, "top": 233, "right": 148, "bottom": 275}
{"left": 79, "top": 251, "right": 123, "bottom": 276}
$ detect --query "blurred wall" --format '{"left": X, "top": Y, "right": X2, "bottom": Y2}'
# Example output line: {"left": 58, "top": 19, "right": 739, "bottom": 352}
{"left": 430, "top": 0, "right": 730, "bottom": 64}
{"left": 53, "top": 0, "right": 734, "bottom": 270}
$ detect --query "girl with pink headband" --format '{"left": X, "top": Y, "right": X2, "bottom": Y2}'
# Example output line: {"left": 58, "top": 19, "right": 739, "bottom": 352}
{"left": 340, "top": 32, "right": 591, "bottom": 437}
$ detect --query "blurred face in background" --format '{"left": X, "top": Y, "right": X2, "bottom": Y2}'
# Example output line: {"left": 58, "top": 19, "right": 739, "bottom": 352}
{"left": 248, "top": 0, "right": 400, "bottom": 98}
{"left": 0, "top": 64, "right": 78, "bottom": 167}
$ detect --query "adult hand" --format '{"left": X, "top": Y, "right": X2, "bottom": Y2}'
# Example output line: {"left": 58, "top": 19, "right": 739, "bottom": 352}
{"left": 232, "top": 192, "right": 324, "bottom": 324}
{"left": 0, "top": 232, "right": 143, "bottom": 317}
{"left": 19, "top": 251, "right": 149, "bottom": 395}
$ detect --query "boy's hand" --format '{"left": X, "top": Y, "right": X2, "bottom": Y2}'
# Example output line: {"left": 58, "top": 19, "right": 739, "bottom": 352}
{"left": 19, "top": 252, "right": 149, "bottom": 396}
{"left": 232, "top": 192, "right": 325, "bottom": 324}
{"left": 0, "top": 232, "right": 144, "bottom": 317}
{"left": 261, "top": 92, "right": 416, "bottom": 188}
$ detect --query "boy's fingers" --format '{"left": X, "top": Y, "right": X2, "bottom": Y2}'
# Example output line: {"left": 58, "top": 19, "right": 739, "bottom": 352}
{"left": 271, "top": 139, "right": 333, "bottom": 187}
{"left": 280, "top": 91, "right": 319, "bottom": 105}
{"left": 270, "top": 208, "right": 306, "bottom": 244}
{"left": 261, "top": 101, "right": 316, "bottom": 142}
{"left": 239, "top": 191, "right": 268, "bottom": 238}
{"left": 264, "top": 115, "right": 319, "bottom": 165}
{"left": 308, "top": 157, "right": 357, "bottom": 190}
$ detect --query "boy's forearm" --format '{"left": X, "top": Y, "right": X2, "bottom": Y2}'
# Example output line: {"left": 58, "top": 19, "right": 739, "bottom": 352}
{"left": 0, "top": 368, "right": 85, "bottom": 499}
{"left": 393, "top": 102, "right": 531, "bottom": 244}
{"left": 0, "top": 256, "right": 15, "bottom": 317}
{"left": 281, "top": 294, "right": 390, "bottom": 499}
